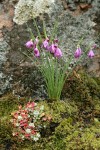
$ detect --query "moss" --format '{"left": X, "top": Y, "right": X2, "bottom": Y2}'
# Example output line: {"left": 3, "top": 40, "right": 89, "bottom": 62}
{"left": 65, "top": 124, "right": 100, "bottom": 150}
{"left": 54, "top": 119, "right": 100, "bottom": 150}
{"left": 0, "top": 121, "right": 13, "bottom": 145}
{"left": 62, "top": 70, "right": 100, "bottom": 102}
{"left": 62, "top": 70, "right": 100, "bottom": 123}
{"left": 38, "top": 100, "right": 78, "bottom": 123}
{"left": 0, "top": 94, "right": 18, "bottom": 117}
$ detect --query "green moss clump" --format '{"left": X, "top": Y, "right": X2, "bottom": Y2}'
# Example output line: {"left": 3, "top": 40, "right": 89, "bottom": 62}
{"left": 62, "top": 70, "right": 100, "bottom": 102}
{"left": 62, "top": 70, "right": 100, "bottom": 123}
{"left": 65, "top": 124, "right": 100, "bottom": 150}
{"left": 0, "top": 95, "right": 16, "bottom": 149}
{"left": 39, "top": 100, "right": 78, "bottom": 123}
{"left": 0, "top": 94, "right": 18, "bottom": 117}
{"left": 53, "top": 119, "right": 100, "bottom": 150}
{"left": 0, "top": 121, "right": 13, "bottom": 145}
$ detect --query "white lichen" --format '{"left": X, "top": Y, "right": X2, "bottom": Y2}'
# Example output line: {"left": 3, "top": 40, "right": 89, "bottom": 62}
{"left": 13, "top": 0, "right": 55, "bottom": 25}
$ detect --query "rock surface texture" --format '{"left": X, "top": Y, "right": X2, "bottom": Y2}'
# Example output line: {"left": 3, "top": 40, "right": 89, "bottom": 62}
{"left": 0, "top": 0, "right": 100, "bottom": 96}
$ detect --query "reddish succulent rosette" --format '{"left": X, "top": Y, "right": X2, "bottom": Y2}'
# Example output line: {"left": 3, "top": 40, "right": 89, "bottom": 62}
{"left": 11, "top": 102, "right": 51, "bottom": 141}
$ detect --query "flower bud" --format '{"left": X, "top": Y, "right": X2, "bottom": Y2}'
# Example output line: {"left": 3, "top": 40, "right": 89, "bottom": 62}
{"left": 74, "top": 47, "right": 82, "bottom": 58}
{"left": 25, "top": 40, "right": 34, "bottom": 48}
{"left": 88, "top": 50, "right": 94, "bottom": 58}
{"left": 48, "top": 44, "right": 56, "bottom": 53}
{"left": 54, "top": 48, "right": 62, "bottom": 58}
{"left": 42, "top": 39, "right": 49, "bottom": 49}
{"left": 34, "top": 47, "right": 40, "bottom": 57}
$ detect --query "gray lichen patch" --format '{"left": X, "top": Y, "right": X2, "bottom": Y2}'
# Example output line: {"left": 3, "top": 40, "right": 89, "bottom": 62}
{"left": 13, "top": 0, "right": 55, "bottom": 25}
{"left": 0, "top": 40, "right": 11, "bottom": 95}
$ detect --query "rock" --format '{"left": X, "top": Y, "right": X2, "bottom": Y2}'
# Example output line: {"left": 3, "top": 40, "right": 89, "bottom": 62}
{"left": 0, "top": 0, "right": 100, "bottom": 97}
{"left": 0, "top": 40, "right": 11, "bottom": 95}
{"left": 13, "top": 0, "right": 55, "bottom": 25}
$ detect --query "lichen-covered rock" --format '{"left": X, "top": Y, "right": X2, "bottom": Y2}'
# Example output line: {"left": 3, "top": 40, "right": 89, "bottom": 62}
{"left": 13, "top": 0, "right": 100, "bottom": 76}
{"left": 0, "top": 40, "right": 11, "bottom": 95}
{"left": 13, "top": 0, "right": 55, "bottom": 25}
{"left": 0, "top": 0, "right": 100, "bottom": 96}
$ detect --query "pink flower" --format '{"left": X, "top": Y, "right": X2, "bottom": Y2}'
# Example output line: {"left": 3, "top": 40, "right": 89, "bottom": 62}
{"left": 34, "top": 47, "right": 40, "bottom": 57}
{"left": 31, "top": 130, "right": 36, "bottom": 135}
{"left": 42, "top": 39, "right": 49, "bottom": 49}
{"left": 88, "top": 50, "right": 94, "bottom": 58}
{"left": 48, "top": 44, "right": 56, "bottom": 53}
{"left": 25, "top": 40, "right": 34, "bottom": 48}
{"left": 20, "top": 112, "right": 28, "bottom": 118}
{"left": 54, "top": 48, "right": 62, "bottom": 58}
{"left": 25, "top": 134, "right": 31, "bottom": 139}
{"left": 20, "top": 120, "right": 28, "bottom": 127}
{"left": 74, "top": 47, "right": 82, "bottom": 58}
{"left": 26, "top": 102, "right": 35, "bottom": 109}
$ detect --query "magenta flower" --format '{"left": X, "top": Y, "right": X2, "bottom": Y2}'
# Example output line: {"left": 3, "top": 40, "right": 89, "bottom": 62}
{"left": 42, "top": 39, "right": 49, "bottom": 49}
{"left": 88, "top": 50, "right": 94, "bottom": 58}
{"left": 74, "top": 47, "right": 82, "bottom": 58}
{"left": 25, "top": 40, "right": 34, "bottom": 48}
{"left": 54, "top": 48, "right": 62, "bottom": 58}
{"left": 34, "top": 47, "right": 40, "bottom": 57}
{"left": 48, "top": 44, "right": 56, "bottom": 53}
{"left": 54, "top": 39, "right": 58, "bottom": 43}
